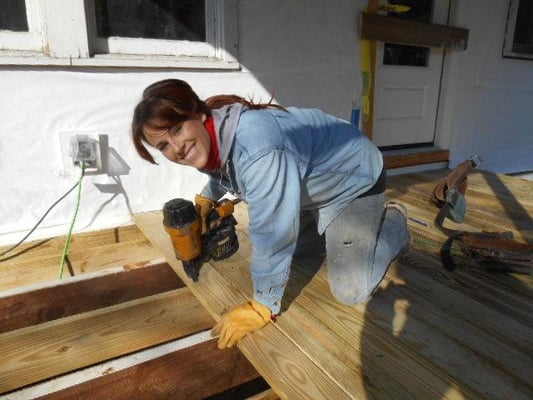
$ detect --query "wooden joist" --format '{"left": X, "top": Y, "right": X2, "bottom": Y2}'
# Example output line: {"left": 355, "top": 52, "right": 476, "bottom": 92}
{"left": 0, "top": 261, "right": 182, "bottom": 333}
{"left": 35, "top": 339, "right": 264, "bottom": 400}
{"left": 0, "top": 225, "right": 162, "bottom": 291}
{"left": 0, "top": 288, "right": 213, "bottom": 393}
{"left": 0, "top": 228, "right": 272, "bottom": 398}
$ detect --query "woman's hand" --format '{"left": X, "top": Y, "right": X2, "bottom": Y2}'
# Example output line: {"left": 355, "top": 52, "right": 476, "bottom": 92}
{"left": 212, "top": 300, "right": 272, "bottom": 348}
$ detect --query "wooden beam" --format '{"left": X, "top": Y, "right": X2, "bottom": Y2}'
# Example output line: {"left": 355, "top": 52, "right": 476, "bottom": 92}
{"left": 36, "top": 339, "right": 262, "bottom": 400}
{"left": 360, "top": 12, "right": 469, "bottom": 50}
{"left": 0, "top": 288, "right": 213, "bottom": 393}
{"left": 383, "top": 148, "right": 449, "bottom": 169}
{"left": 0, "top": 262, "right": 183, "bottom": 333}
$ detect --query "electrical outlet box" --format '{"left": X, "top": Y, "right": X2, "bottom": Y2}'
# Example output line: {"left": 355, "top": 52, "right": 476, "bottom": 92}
{"left": 60, "top": 132, "right": 102, "bottom": 176}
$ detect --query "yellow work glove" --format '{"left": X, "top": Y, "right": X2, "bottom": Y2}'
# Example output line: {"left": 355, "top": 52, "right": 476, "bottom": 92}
{"left": 212, "top": 299, "right": 272, "bottom": 349}
{"left": 195, "top": 194, "right": 216, "bottom": 234}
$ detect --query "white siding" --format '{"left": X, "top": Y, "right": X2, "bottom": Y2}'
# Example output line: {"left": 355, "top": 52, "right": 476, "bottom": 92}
{"left": 1, "top": 0, "right": 532, "bottom": 245}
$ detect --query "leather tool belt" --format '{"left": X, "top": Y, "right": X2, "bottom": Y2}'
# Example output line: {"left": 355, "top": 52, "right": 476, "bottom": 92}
{"left": 431, "top": 156, "right": 532, "bottom": 275}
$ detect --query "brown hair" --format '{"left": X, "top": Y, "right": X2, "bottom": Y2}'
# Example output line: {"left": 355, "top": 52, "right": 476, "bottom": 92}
{"left": 131, "top": 79, "right": 285, "bottom": 164}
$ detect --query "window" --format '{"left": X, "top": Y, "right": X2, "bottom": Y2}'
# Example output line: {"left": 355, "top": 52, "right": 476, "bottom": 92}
{"left": 95, "top": 1, "right": 206, "bottom": 42}
{"left": 503, "top": 0, "right": 533, "bottom": 60}
{"left": 382, "top": 0, "right": 433, "bottom": 67}
{"left": 1, "top": 0, "right": 29, "bottom": 31}
{"left": 0, "top": 0, "right": 238, "bottom": 69}
{"left": 0, "top": 0, "right": 44, "bottom": 52}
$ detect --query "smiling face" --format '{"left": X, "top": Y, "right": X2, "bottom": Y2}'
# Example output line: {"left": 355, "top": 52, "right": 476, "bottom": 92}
{"left": 143, "top": 113, "right": 211, "bottom": 169}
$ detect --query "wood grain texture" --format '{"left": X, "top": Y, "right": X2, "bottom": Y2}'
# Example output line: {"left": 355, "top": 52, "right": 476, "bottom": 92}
{"left": 246, "top": 389, "right": 281, "bottom": 400}
{"left": 0, "top": 225, "right": 162, "bottom": 290}
{"left": 2, "top": 169, "right": 530, "bottom": 399}
{"left": 383, "top": 148, "right": 449, "bottom": 169}
{"left": 0, "top": 262, "right": 182, "bottom": 333}
{"left": 136, "top": 169, "right": 532, "bottom": 400}
{"left": 36, "top": 339, "right": 259, "bottom": 400}
{"left": 134, "top": 212, "right": 353, "bottom": 400}
{"left": 0, "top": 288, "right": 213, "bottom": 393}
{"left": 360, "top": 12, "right": 469, "bottom": 50}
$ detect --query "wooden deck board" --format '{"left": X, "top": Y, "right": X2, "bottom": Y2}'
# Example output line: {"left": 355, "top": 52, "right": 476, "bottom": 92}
{"left": 133, "top": 212, "right": 353, "bottom": 399}
{"left": 134, "top": 169, "right": 532, "bottom": 400}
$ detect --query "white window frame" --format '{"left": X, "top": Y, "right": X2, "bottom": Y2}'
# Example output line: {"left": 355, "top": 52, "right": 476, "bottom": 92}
{"left": 0, "top": 0, "right": 44, "bottom": 52}
{"left": 0, "top": 0, "right": 239, "bottom": 69}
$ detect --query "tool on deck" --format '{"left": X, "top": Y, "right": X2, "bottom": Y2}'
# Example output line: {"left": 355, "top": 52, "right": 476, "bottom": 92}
{"left": 431, "top": 155, "right": 483, "bottom": 225}
{"left": 163, "top": 198, "right": 240, "bottom": 281}
{"left": 431, "top": 156, "right": 532, "bottom": 275}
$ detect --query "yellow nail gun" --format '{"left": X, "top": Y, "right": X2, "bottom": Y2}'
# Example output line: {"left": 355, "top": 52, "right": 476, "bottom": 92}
{"left": 162, "top": 198, "right": 240, "bottom": 281}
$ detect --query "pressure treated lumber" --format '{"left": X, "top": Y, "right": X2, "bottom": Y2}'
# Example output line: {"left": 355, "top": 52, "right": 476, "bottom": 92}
{"left": 0, "top": 168, "right": 527, "bottom": 399}
{"left": 0, "top": 224, "right": 162, "bottom": 290}
{"left": 135, "top": 169, "right": 533, "bottom": 400}
{"left": 229, "top": 224, "right": 480, "bottom": 399}
{"left": 0, "top": 288, "right": 213, "bottom": 393}
{"left": 37, "top": 339, "right": 261, "bottom": 400}
{"left": 383, "top": 148, "right": 449, "bottom": 169}
{"left": 228, "top": 200, "right": 531, "bottom": 398}
{"left": 0, "top": 261, "right": 182, "bottom": 333}
{"left": 134, "top": 212, "right": 353, "bottom": 400}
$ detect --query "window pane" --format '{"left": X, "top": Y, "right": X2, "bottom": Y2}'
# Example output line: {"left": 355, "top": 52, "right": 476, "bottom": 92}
{"left": 513, "top": 0, "right": 533, "bottom": 52}
{"left": 386, "top": 0, "right": 433, "bottom": 23}
{"left": 383, "top": 0, "right": 432, "bottom": 67}
{"left": 383, "top": 44, "right": 430, "bottom": 67}
{"left": 0, "top": 0, "right": 29, "bottom": 32}
{"left": 94, "top": 0, "right": 205, "bottom": 41}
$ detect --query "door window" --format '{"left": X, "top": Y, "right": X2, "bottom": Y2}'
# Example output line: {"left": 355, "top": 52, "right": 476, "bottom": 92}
{"left": 383, "top": 0, "right": 433, "bottom": 67}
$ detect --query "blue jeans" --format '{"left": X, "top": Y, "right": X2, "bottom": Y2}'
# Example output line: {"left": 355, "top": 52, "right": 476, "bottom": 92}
{"left": 324, "top": 192, "right": 409, "bottom": 304}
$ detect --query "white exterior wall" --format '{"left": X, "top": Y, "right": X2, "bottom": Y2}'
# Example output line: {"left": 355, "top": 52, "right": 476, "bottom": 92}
{"left": 438, "top": 0, "right": 533, "bottom": 173}
{"left": 1, "top": 0, "right": 532, "bottom": 246}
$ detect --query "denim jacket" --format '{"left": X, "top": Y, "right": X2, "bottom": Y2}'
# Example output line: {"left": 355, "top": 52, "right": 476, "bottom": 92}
{"left": 201, "top": 104, "right": 383, "bottom": 314}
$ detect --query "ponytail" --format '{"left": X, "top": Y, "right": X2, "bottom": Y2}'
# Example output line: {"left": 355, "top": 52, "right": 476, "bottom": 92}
{"left": 205, "top": 94, "right": 286, "bottom": 112}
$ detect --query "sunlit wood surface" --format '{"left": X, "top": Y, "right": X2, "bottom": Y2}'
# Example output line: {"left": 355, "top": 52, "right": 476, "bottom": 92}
{"left": 1, "top": 169, "right": 531, "bottom": 399}
{"left": 135, "top": 169, "right": 532, "bottom": 400}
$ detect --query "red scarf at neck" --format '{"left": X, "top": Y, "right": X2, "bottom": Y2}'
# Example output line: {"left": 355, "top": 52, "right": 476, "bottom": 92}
{"left": 204, "top": 116, "right": 221, "bottom": 171}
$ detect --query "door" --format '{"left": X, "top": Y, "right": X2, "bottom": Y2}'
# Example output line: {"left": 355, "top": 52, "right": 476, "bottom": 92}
{"left": 372, "top": 0, "right": 450, "bottom": 148}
